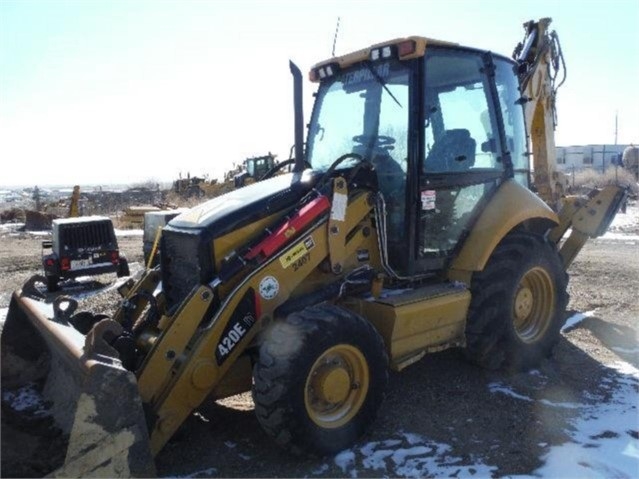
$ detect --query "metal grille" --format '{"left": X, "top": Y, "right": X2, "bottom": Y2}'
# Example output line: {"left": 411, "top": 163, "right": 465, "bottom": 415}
{"left": 59, "top": 221, "right": 116, "bottom": 250}
{"left": 161, "top": 229, "right": 213, "bottom": 310}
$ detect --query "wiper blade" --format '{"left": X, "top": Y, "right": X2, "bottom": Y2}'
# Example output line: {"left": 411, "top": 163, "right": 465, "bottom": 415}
{"left": 363, "top": 61, "right": 403, "bottom": 108}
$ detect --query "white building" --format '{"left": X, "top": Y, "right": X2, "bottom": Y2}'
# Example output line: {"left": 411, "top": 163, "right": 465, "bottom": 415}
{"left": 555, "top": 144, "right": 628, "bottom": 172}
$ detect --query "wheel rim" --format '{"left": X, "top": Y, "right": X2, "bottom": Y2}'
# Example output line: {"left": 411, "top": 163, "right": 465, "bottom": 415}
{"left": 305, "top": 344, "right": 369, "bottom": 429}
{"left": 513, "top": 266, "right": 555, "bottom": 343}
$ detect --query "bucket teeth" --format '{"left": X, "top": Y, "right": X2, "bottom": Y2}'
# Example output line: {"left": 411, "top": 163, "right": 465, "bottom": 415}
{"left": 53, "top": 296, "right": 78, "bottom": 322}
{"left": 84, "top": 319, "right": 124, "bottom": 359}
{"left": 21, "top": 274, "right": 47, "bottom": 299}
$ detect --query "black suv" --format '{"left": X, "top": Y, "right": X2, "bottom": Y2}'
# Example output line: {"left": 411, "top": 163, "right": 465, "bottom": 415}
{"left": 42, "top": 216, "right": 129, "bottom": 292}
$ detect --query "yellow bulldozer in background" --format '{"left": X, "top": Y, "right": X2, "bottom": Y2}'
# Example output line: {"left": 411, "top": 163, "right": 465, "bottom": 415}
{"left": 172, "top": 153, "right": 280, "bottom": 199}
{"left": 1, "top": 18, "right": 627, "bottom": 477}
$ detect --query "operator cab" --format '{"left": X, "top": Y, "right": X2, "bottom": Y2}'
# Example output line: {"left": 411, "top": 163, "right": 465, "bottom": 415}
{"left": 245, "top": 154, "right": 277, "bottom": 180}
{"left": 306, "top": 40, "right": 528, "bottom": 275}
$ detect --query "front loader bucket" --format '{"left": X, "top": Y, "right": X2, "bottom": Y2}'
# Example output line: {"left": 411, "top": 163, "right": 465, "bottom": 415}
{"left": 1, "top": 285, "right": 155, "bottom": 477}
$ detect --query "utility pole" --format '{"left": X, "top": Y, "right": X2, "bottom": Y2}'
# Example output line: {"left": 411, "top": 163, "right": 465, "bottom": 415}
{"left": 33, "top": 186, "right": 41, "bottom": 212}
{"left": 613, "top": 111, "right": 619, "bottom": 185}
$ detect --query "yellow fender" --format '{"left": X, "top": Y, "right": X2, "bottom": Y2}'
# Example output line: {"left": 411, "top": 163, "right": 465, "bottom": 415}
{"left": 449, "top": 180, "right": 558, "bottom": 282}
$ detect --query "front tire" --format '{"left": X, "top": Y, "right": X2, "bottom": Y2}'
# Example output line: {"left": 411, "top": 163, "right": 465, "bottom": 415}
{"left": 253, "top": 303, "right": 388, "bottom": 455}
{"left": 465, "top": 231, "right": 568, "bottom": 371}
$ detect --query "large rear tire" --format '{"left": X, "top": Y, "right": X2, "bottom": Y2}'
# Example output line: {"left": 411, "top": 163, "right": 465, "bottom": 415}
{"left": 253, "top": 303, "right": 388, "bottom": 455}
{"left": 465, "top": 231, "right": 568, "bottom": 371}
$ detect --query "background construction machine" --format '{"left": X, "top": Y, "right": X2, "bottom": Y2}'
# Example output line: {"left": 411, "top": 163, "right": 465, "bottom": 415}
{"left": 23, "top": 184, "right": 82, "bottom": 231}
{"left": 1, "top": 18, "right": 627, "bottom": 477}
{"left": 172, "top": 153, "right": 279, "bottom": 199}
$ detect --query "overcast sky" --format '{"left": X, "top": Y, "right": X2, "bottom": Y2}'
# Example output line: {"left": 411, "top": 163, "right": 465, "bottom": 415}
{"left": 1, "top": 0, "right": 638, "bottom": 187}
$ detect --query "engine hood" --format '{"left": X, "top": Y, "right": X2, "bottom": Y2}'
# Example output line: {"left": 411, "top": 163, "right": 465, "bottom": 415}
{"left": 166, "top": 170, "right": 316, "bottom": 239}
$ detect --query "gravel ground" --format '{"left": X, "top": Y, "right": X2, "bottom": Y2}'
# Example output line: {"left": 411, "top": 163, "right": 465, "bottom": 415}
{"left": 0, "top": 203, "right": 637, "bottom": 478}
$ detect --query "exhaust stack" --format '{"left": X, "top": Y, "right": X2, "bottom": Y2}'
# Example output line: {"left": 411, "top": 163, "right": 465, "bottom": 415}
{"left": 289, "top": 60, "right": 305, "bottom": 173}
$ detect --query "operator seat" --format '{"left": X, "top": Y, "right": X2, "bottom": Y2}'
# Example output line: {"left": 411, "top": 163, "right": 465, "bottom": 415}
{"left": 421, "top": 129, "right": 476, "bottom": 257}
{"left": 424, "top": 129, "right": 476, "bottom": 173}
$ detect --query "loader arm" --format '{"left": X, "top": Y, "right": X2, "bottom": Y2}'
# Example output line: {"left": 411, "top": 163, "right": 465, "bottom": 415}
{"left": 130, "top": 179, "right": 378, "bottom": 454}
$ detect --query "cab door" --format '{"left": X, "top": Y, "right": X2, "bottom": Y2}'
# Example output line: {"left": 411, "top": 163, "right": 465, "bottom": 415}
{"left": 412, "top": 47, "right": 526, "bottom": 273}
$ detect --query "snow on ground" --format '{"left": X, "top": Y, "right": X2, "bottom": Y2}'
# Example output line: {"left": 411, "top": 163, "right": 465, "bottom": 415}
{"left": 608, "top": 203, "right": 639, "bottom": 231}
{"left": 1, "top": 383, "right": 50, "bottom": 417}
{"left": 492, "top": 363, "right": 639, "bottom": 479}
{"left": 602, "top": 202, "right": 639, "bottom": 239}
{"left": 532, "top": 362, "right": 639, "bottom": 479}
{"left": 332, "top": 432, "right": 497, "bottom": 478}
{"left": 114, "top": 229, "right": 143, "bottom": 237}
{"left": 0, "top": 222, "right": 24, "bottom": 233}
{"left": 323, "top": 360, "right": 638, "bottom": 479}
{"left": 26, "top": 230, "right": 51, "bottom": 237}
{"left": 562, "top": 310, "right": 595, "bottom": 332}
{"left": 599, "top": 232, "right": 639, "bottom": 241}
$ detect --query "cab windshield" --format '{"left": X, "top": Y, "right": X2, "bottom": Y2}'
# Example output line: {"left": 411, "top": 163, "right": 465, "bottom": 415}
{"left": 306, "top": 59, "right": 411, "bottom": 172}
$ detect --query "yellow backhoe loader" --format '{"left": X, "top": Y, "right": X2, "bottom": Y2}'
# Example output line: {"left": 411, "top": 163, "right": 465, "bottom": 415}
{"left": 1, "top": 18, "right": 627, "bottom": 477}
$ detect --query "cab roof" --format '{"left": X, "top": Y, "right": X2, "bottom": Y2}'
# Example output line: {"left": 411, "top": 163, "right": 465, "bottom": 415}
{"left": 309, "top": 36, "right": 516, "bottom": 83}
{"left": 310, "top": 36, "right": 458, "bottom": 79}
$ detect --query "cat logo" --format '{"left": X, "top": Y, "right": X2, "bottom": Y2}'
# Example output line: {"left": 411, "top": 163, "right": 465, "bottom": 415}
{"left": 303, "top": 237, "right": 315, "bottom": 250}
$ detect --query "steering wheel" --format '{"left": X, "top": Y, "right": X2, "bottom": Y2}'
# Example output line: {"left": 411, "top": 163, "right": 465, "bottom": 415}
{"left": 313, "top": 152, "right": 373, "bottom": 190}
{"left": 352, "top": 135, "right": 396, "bottom": 149}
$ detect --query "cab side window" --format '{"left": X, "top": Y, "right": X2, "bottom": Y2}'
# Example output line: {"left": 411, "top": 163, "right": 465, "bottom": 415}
{"left": 424, "top": 51, "right": 502, "bottom": 174}
{"left": 417, "top": 48, "right": 504, "bottom": 269}
{"left": 494, "top": 59, "right": 528, "bottom": 186}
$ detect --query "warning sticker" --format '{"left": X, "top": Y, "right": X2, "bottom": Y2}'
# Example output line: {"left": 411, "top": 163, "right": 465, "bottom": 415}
{"left": 421, "top": 190, "right": 436, "bottom": 210}
{"left": 331, "top": 192, "right": 347, "bottom": 222}
{"left": 280, "top": 235, "right": 315, "bottom": 269}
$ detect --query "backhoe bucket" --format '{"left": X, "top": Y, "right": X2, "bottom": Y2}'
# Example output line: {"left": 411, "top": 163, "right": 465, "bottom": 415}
{"left": 550, "top": 185, "right": 628, "bottom": 269}
{"left": 1, "top": 283, "right": 155, "bottom": 478}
